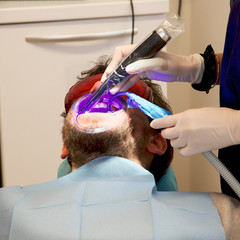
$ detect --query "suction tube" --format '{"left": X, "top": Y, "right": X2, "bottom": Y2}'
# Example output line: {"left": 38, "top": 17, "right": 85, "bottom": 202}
{"left": 202, "top": 151, "right": 240, "bottom": 198}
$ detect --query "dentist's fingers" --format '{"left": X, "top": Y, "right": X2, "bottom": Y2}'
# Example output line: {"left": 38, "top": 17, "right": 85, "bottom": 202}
{"left": 169, "top": 137, "right": 186, "bottom": 149}
{"left": 177, "top": 146, "right": 192, "bottom": 157}
{"left": 150, "top": 115, "right": 178, "bottom": 131}
{"left": 150, "top": 114, "right": 187, "bottom": 148}
{"left": 151, "top": 116, "right": 190, "bottom": 156}
{"left": 110, "top": 75, "right": 140, "bottom": 94}
{"left": 126, "top": 58, "right": 167, "bottom": 74}
{"left": 101, "top": 45, "right": 136, "bottom": 82}
{"left": 160, "top": 126, "right": 179, "bottom": 140}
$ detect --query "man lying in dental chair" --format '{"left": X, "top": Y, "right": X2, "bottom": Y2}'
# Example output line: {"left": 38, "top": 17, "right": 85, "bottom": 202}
{"left": 0, "top": 57, "right": 239, "bottom": 239}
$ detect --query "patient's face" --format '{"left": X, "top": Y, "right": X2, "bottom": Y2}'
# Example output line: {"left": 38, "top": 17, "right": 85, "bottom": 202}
{"left": 63, "top": 108, "right": 152, "bottom": 168}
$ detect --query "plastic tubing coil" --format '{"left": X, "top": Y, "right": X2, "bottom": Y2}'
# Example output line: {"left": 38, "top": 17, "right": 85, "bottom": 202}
{"left": 202, "top": 151, "right": 240, "bottom": 198}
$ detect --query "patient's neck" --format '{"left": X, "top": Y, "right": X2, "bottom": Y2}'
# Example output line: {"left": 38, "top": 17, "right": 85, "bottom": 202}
{"left": 71, "top": 154, "right": 147, "bottom": 172}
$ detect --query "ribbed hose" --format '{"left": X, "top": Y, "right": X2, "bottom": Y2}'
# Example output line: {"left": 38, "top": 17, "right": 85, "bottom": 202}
{"left": 202, "top": 151, "right": 240, "bottom": 198}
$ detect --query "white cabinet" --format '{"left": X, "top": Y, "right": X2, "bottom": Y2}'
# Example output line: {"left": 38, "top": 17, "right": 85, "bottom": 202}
{"left": 0, "top": 0, "right": 168, "bottom": 186}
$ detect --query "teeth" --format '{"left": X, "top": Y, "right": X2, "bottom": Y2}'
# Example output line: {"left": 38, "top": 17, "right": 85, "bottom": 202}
{"left": 95, "top": 103, "right": 107, "bottom": 108}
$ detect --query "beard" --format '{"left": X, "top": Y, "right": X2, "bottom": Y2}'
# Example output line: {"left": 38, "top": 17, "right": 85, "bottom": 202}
{"left": 62, "top": 115, "right": 146, "bottom": 167}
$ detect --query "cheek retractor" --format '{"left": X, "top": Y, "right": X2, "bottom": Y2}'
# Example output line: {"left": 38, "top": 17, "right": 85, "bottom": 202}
{"left": 70, "top": 92, "right": 127, "bottom": 133}
{"left": 71, "top": 91, "right": 170, "bottom": 134}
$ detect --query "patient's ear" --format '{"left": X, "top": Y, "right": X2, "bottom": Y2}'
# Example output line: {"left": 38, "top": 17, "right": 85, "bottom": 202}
{"left": 146, "top": 132, "right": 167, "bottom": 155}
{"left": 61, "top": 144, "right": 69, "bottom": 159}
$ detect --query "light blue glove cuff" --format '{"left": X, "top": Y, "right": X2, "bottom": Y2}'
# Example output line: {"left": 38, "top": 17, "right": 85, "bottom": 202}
{"left": 57, "top": 159, "right": 178, "bottom": 191}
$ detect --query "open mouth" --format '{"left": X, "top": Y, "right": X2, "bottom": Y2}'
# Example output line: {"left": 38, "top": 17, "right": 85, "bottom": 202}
{"left": 70, "top": 93, "right": 127, "bottom": 133}
{"left": 73, "top": 93, "right": 127, "bottom": 114}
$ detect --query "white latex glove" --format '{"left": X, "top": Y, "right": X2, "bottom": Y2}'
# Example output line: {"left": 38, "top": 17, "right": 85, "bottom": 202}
{"left": 101, "top": 45, "right": 205, "bottom": 92}
{"left": 150, "top": 107, "right": 240, "bottom": 156}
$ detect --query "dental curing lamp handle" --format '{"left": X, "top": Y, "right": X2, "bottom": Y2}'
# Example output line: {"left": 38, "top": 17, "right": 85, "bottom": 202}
{"left": 106, "top": 27, "right": 171, "bottom": 89}
{"left": 106, "top": 12, "right": 185, "bottom": 89}
{"left": 80, "top": 28, "right": 171, "bottom": 113}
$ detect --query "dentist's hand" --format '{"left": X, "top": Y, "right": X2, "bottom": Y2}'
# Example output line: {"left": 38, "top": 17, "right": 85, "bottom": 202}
{"left": 150, "top": 107, "right": 240, "bottom": 156}
{"left": 101, "top": 45, "right": 205, "bottom": 92}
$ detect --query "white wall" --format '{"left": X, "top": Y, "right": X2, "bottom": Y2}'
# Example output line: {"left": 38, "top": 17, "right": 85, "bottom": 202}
{"left": 168, "top": 0, "right": 230, "bottom": 192}
{"left": 0, "top": 1, "right": 168, "bottom": 187}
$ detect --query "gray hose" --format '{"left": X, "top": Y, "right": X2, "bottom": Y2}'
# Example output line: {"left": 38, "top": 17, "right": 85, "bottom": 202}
{"left": 202, "top": 151, "right": 240, "bottom": 198}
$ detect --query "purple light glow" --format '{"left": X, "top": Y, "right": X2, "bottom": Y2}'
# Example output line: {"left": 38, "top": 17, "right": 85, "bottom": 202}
{"left": 75, "top": 92, "right": 127, "bottom": 114}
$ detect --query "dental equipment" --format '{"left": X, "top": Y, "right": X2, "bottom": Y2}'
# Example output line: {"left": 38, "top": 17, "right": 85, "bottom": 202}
{"left": 114, "top": 91, "right": 171, "bottom": 119}
{"left": 124, "top": 92, "right": 240, "bottom": 198}
{"left": 72, "top": 11, "right": 240, "bottom": 197}
{"left": 71, "top": 92, "right": 127, "bottom": 133}
{"left": 126, "top": 92, "right": 240, "bottom": 198}
{"left": 71, "top": 90, "right": 171, "bottom": 133}
{"left": 72, "top": 88, "right": 240, "bottom": 197}
{"left": 80, "top": 13, "right": 184, "bottom": 113}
